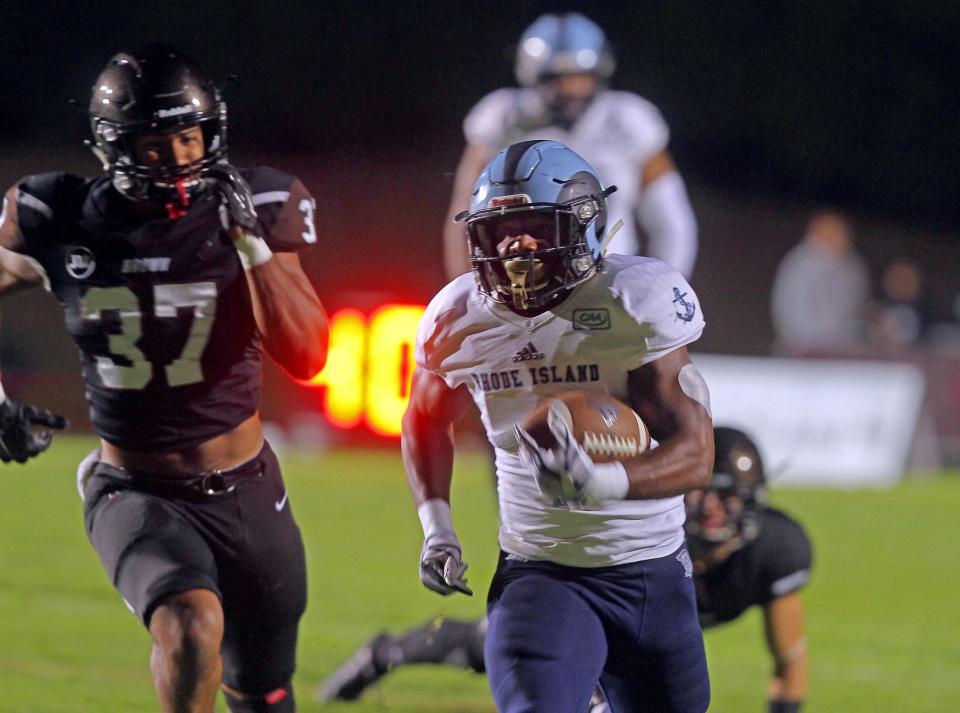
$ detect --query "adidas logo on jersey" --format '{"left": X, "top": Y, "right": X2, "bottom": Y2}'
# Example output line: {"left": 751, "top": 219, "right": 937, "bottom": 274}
{"left": 512, "top": 342, "right": 544, "bottom": 362}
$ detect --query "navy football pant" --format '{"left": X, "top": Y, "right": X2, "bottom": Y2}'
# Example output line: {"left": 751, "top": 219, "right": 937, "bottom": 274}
{"left": 485, "top": 547, "right": 709, "bottom": 713}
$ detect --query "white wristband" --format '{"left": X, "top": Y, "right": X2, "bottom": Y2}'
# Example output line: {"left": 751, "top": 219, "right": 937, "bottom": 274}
{"left": 417, "top": 498, "right": 454, "bottom": 540}
{"left": 235, "top": 231, "right": 274, "bottom": 270}
{"left": 589, "top": 461, "right": 630, "bottom": 502}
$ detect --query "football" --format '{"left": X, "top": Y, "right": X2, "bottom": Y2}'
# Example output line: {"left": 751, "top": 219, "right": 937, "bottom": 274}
{"left": 519, "top": 390, "right": 650, "bottom": 463}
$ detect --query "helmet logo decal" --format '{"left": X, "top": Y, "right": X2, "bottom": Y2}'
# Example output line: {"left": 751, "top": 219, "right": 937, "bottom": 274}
{"left": 672, "top": 287, "right": 696, "bottom": 323}
{"left": 156, "top": 104, "right": 197, "bottom": 119}
{"left": 489, "top": 194, "right": 531, "bottom": 208}
{"left": 65, "top": 246, "right": 96, "bottom": 280}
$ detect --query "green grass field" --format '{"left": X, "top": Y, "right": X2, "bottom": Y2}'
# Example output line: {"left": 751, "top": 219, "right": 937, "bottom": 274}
{"left": 1, "top": 436, "right": 958, "bottom": 712}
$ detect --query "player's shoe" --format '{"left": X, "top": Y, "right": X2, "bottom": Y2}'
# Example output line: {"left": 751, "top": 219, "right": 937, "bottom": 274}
{"left": 316, "top": 633, "right": 392, "bottom": 702}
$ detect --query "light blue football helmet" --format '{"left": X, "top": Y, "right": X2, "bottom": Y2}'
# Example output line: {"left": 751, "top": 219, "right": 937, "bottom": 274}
{"left": 515, "top": 13, "right": 615, "bottom": 87}
{"left": 460, "top": 140, "right": 616, "bottom": 314}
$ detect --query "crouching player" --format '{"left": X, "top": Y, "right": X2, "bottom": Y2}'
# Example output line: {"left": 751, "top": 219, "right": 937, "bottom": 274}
{"left": 320, "top": 427, "right": 812, "bottom": 712}
{"left": 401, "top": 140, "right": 712, "bottom": 712}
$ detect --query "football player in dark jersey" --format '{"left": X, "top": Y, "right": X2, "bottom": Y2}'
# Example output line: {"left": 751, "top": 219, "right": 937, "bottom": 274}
{"left": 685, "top": 426, "right": 811, "bottom": 713}
{"left": 318, "top": 427, "right": 812, "bottom": 713}
{"left": 0, "top": 45, "right": 329, "bottom": 713}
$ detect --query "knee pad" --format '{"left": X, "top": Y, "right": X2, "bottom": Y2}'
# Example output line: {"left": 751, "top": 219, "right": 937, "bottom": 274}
{"left": 223, "top": 683, "right": 295, "bottom": 713}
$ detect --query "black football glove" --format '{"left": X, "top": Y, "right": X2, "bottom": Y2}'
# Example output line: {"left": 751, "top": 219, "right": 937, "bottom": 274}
{"left": 205, "top": 164, "right": 260, "bottom": 234}
{"left": 0, "top": 397, "right": 69, "bottom": 464}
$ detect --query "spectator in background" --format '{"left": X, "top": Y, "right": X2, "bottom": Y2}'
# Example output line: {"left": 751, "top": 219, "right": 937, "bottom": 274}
{"left": 868, "top": 258, "right": 935, "bottom": 349}
{"left": 771, "top": 210, "right": 870, "bottom": 355}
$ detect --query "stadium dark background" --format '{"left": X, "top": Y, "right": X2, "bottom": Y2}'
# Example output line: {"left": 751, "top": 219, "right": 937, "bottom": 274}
{"left": 0, "top": 1, "right": 958, "bottom": 431}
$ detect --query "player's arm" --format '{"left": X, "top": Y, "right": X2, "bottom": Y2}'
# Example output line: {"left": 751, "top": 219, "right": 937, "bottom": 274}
{"left": 0, "top": 186, "right": 69, "bottom": 461}
{"left": 0, "top": 186, "right": 49, "bottom": 296}
{"left": 208, "top": 166, "right": 328, "bottom": 380}
{"left": 516, "top": 347, "right": 712, "bottom": 506}
{"left": 442, "top": 143, "right": 495, "bottom": 280}
{"left": 0, "top": 245, "right": 46, "bottom": 295}
{"left": 763, "top": 592, "right": 808, "bottom": 712}
{"left": 637, "top": 149, "right": 698, "bottom": 279}
{"left": 622, "top": 346, "right": 713, "bottom": 498}
{"left": 402, "top": 367, "right": 474, "bottom": 595}
{"left": 239, "top": 251, "right": 328, "bottom": 380}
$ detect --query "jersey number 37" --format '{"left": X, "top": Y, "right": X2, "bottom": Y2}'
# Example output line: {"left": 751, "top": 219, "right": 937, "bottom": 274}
{"left": 80, "top": 282, "right": 217, "bottom": 390}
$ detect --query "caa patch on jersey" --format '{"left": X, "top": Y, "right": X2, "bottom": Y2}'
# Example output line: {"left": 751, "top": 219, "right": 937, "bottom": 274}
{"left": 520, "top": 390, "right": 650, "bottom": 463}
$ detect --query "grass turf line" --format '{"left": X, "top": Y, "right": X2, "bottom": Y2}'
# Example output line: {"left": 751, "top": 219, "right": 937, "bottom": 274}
{"left": 0, "top": 436, "right": 957, "bottom": 711}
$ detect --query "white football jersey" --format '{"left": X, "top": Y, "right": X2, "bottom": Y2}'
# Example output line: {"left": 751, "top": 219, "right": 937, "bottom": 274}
{"left": 463, "top": 88, "right": 670, "bottom": 257}
{"left": 415, "top": 254, "right": 705, "bottom": 567}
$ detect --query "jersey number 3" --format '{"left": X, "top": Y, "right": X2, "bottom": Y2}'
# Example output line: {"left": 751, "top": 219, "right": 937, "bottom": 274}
{"left": 80, "top": 282, "right": 217, "bottom": 389}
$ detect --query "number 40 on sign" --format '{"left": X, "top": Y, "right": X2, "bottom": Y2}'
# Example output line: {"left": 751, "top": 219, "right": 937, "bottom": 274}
{"left": 302, "top": 304, "right": 425, "bottom": 437}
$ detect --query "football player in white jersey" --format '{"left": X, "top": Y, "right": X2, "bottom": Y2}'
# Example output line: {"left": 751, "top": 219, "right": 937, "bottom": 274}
{"left": 406, "top": 140, "right": 712, "bottom": 712}
{"left": 442, "top": 12, "right": 698, "bottom": 281}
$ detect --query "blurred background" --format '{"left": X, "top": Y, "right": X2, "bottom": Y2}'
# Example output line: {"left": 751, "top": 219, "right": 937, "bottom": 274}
{"left": 2, "top": 0, "right": 959, "bottom": 471}
{"left": 1, "top": 3, "right": 959, "bottom": 711}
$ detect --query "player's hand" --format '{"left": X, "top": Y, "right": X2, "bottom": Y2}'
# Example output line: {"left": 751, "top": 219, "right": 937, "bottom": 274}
{"left": 205, "top": 164, "right": 260, "bottom": 235}
{"left": 420, "top": 533, "right": 473, "bottom": 596}
{"left": 0, "top": 397, "right": 69, "bottom": 464}
{"left": 516, "top": 400, "right": 628, "bottom": 508}
{"left": 514, "top": 419, "right": 569, "bottom": 506}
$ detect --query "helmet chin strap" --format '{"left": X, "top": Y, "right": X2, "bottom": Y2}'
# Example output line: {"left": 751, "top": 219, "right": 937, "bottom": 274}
{"left": 598, "top": 219, "right": 624, "bottom": 257}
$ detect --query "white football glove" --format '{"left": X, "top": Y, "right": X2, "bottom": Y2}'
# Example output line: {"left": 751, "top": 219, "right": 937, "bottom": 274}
{"left": 417, "top": 500, "right": 473, "bottom": 596}
{"left": 515, "top": 400, "right": 629, "bottom": 508}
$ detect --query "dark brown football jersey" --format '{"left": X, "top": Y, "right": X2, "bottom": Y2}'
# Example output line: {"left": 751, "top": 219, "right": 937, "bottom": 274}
{"left": 0, "top": 167, "right": 317, "bottom": 450}
{"left": 695, "top": 507, "right": 813, "bottom": 627}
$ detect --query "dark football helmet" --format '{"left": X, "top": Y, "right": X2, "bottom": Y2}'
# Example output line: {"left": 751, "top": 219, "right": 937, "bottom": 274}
{"left": 460, "top": 139, "right": 616, "bottom": 314}
{"left": 88, "top": 44, "right": 227, "bottom": 203}
{"left": 685, "top": 427, "right": 769, "bottom": 554}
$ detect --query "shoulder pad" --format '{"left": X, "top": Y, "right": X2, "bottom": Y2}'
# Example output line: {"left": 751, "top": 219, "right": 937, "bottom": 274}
{"left": 415, "top": 274, "right": 478, "bottom": 377}
{"left": 241, "top": 166, "right": 296, "bottom": 196}
{"left": 599, "top": 91, "right": 670, "bottom": 162}
{"left": 757, "top": 508, "right": 813, "bottom": 598}
{"left": 18, "top": 172, "right": 88, "bottom": 222}
{"left": 464, "top": 88, "right": 525, "bottom": 148}
{"left": 240, "top": 167, "right": 317, "bottom": 252}
{"left": 604, "top": 255, "right": 705, "bottom": 362}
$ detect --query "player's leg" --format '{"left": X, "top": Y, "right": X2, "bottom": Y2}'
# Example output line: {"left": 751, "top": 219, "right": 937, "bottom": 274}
{"left": 486, "top": 557, "right": 606, "bottom": 713}
{"left": 149, "top": 589, "right": 225, "bottom": 712}
{"left": 216, "top": 443, "right": 307, "bottom": 713}
{"left": 391, "top": 615, "right": 487, "bottom": 671}
{"left": 600, "top": 546, "right": 709, "bottom": 713}
{"left": 318, "top": 616, "right": 487, "bottom": 701}
{"left": 82, "top": 461, "right": 226, "bottom": 713}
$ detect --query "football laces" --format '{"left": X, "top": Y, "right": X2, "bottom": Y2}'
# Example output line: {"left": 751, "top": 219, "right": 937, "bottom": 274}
{"left": 581, "top": 431, "right": 639, "bottom": 458}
